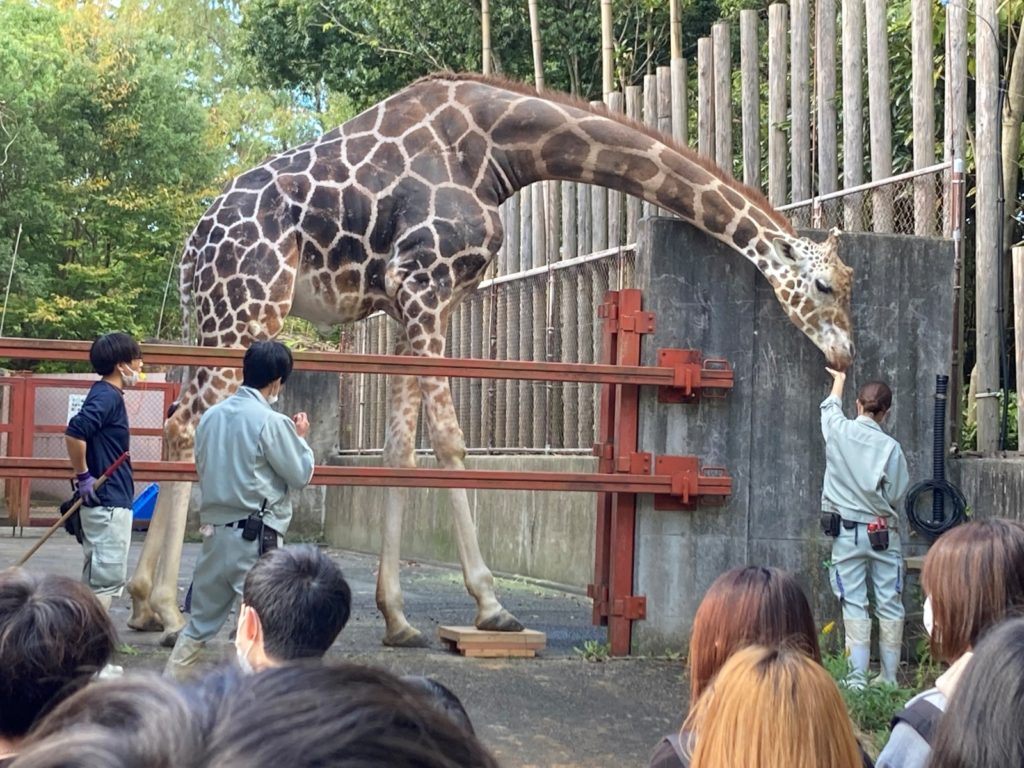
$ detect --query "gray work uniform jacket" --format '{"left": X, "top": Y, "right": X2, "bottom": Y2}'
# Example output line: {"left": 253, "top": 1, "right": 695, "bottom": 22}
{"left": 195, "top": 386, "right": 315, "bottom": 536}
{"left": 820, "top": 394, "right": 909, "bottom": 526}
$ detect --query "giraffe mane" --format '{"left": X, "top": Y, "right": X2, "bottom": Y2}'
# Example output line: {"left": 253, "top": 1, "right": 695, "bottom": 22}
{"left": 415, "top": 71, "right": 795, "bottom": 236}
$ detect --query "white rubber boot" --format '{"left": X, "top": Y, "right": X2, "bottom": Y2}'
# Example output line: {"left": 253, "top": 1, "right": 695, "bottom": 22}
{"left": 844, "top": 618, "right": 872, "bottom": 690}
{"left": 876, "top": 619, "right": 904, "bottom": 686}
{"left": 163, "top": 633, "right": 205, "bottom": 681}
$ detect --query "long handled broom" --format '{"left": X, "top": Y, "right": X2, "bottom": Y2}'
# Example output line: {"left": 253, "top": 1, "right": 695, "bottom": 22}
{"left": 15, "top": 451, "right": 130, "bottom": 567}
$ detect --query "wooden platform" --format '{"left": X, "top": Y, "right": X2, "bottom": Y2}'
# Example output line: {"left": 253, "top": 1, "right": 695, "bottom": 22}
{"left": 438, "top": 625, "right": 546, "bottom": 658}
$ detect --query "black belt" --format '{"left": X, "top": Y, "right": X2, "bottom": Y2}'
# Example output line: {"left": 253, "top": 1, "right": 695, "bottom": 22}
{"left": 222, "top": 519, "right": 248, "bottom": 529}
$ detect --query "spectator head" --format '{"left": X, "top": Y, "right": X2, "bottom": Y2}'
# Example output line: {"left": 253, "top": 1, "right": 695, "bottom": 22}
{"left": 400, "top": 676, "right": 475, "bottom": 735}
{"left": 178, "top": 663, "right": 246, "bottom": 741}
{"left": 688, "top": 566, "right": 820, "bottom": 708}
{"left": 236, "top": 545, "right": 352, "bottom": 670}
{"left": 10, "top": 727, "right": 144, "bottom": 768}
{"left": 88, "top": 333, "right": 142, "bottom": 377}
{"left": 0, "top": 568, "right": 116, "bottom": 742}
{"left": 856, "top": 380, "right": 893, "bottom": 416}
{"left": 205, "top": 661, "right": 500, "bottom": 768}
{"left": 922, "top": 518, "right": 1024, "bottom": 662}
{"left": 242, "top": 340, "right": 293, "bottom": 390}
{"left": 929, "top": 616, "right": 1024, "bottom": 768}
{"left": 21, "top": 674, "right": 202, "bottom": 768}
{"left": 685, "top": 644, "right": 862, "bottom": 768}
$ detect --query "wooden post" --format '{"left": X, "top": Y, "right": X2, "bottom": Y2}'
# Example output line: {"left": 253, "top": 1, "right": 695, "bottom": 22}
{"left": 607, "top": 91, "right": 625, "bottom": 243}
{"left": 945, "top": 2, "right": 968, "bottom": 236}
{"left": 1013, "top": 246, "right": 1024, "bottom": 452}
{"left": 670, "top": 58, "right": 687, "bottom": 145}
{"left": 481, "top": 0, "right": 491, "bottom": 75}
{"left": 816, "top": 0, "right": 838, "bottom": 197}
{"left": 697, "top": 37, "right": 715, "bottom": 162}
{"left": 625, "top": 85, "right": 643, "bottom": 241}
{"left": 643, "top": 75, "right": 658, "bottom": 218}
{"left": 740, "top": 10, "right": 760, "bottom": 189}
{"left": 790, "top": 0, "right": 810, "bottom": 205}
{"left": 975, "top": 0, "right": 1000, "bottom": 452}
{"left": 842, "top": 0, "right": 864, "bottom": 230}
{"left": 768, "top": 4, "right": 789, "bottom": 206}
{"left": 602, "top": 0, "right": 614, "bottom": 95}
{"left": 669, "top": 0, "right": 681, "bottom": 61}
{"left": 865, "top": 0, "right": 893, "bottom": 232}
{"left": 912, "top": 0, "right": 935, "bottom": 236}
{"left": 591, "top": 100, "right": 609, "bottom": 251}
{"left": 712, "top": 22, "right": 732, "bottom": 174}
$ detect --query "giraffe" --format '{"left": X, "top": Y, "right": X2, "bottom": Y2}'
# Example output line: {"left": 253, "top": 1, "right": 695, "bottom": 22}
{"left": 127, "top": 72, "right": 854, "bottom": 646}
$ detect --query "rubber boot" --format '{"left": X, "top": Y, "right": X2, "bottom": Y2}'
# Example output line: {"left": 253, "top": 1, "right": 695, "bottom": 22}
{"left": 843, "top": 618, "right": 872, "bottom": 690}
{"left": 163, "top": 633, "right": 205, "bottom": 681}
{"left": 876, "top": 619, "right": 904, "bottom": 686}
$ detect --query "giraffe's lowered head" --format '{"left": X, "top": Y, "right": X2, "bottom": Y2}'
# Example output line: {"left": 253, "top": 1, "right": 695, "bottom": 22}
{"left": 768, "top": 228, "right": 854, "bottom": 371}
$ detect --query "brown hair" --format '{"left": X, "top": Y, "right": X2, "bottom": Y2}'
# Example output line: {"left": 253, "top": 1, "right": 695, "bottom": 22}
{"left": 0, "top": 569, "right": 116, "bottom": 738}
{"left": 686, "top": 645, "right": 862, "bottom": 768}
{"left": 922, "top": 518, "right": 1024, "bottom": 662}
{"left": 856, "top": 381, "right": 892, "bottom": 415}
{"left": 687, "top": 566, "right": 821, "bottom": 708}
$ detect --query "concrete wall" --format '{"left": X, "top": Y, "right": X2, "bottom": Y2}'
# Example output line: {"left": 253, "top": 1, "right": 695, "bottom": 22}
{"left": 186, "top": 369, "right": 340, "bottom": 538}
{"left": 632, "top": 219, "right": 954, "bottom": 653}
{"left": 948, "top": 457, "right": 1024, "bottom": 524}
{"left": 324, "top": 455, "right": 597, "bottom": 588}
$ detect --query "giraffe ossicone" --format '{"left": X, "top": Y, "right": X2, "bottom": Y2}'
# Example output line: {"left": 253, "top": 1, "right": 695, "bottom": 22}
{"left": 127, "top": 73, "right": 854, "bottom": 644}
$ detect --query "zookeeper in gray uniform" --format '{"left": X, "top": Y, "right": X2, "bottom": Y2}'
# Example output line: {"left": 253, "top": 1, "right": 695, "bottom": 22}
{"left": 165, "top": 340, "right": 314, "bottom": 679}
{"left": 820, "top": 367, "right": 909, "bottom": 688}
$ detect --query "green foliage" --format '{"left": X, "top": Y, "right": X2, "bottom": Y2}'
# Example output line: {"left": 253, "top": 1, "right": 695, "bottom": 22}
{"left": 573, "top": 639, "right": 612, "bottom": 662}
{"left": 960, "top": 387, "right": 1018, "bottom": 451}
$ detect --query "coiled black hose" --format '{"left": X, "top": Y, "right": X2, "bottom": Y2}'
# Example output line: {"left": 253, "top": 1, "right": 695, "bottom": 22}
{"left": 906, "top": 374, "right": 968, "bottom": 542}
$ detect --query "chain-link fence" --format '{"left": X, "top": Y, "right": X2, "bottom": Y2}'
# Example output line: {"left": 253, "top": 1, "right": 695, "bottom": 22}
{"left": 338, "top": 246, "right": 637, "bottom": 454}
{"left": 779, "top": 162, "right": 952, "bottom": 236}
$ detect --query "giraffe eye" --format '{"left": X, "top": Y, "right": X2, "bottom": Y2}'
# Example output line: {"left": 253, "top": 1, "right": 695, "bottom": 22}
{"left": 814, "top": 278, "right": 834, "bottom": 295}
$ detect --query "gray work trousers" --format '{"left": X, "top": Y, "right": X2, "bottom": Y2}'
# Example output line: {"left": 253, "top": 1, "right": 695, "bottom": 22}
{"left": 182, "top": 523, "right": 278, "bottom": 642}
{"left": 80, "top": 504, "right": 133, "bottom": 598}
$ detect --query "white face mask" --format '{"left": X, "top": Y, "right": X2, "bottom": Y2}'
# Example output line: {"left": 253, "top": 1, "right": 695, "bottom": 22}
{"left": 266, "top": 393, "right": 279, "bottom": 406}
{"left": 119, "top": 365, "right": 140, "bottom": 387}
{"left": 923, "top": 595, "right": 934, "bottom": 637}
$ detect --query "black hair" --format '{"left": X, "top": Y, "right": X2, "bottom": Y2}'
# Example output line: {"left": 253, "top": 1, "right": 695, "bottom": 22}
{"left": 0, "top": 569, "right": 116, "bottom": 738}
{"left": 242, "top": 545, "right": 351, "bottom": 661}
{"left": 857, "top": 380, "right": 893, "bottom": 415}
{"left": 242, "top": 340, "right": 293, "bottom": 390}
{"left": 929, "top": 616, "right": 1024, "bottom": 768}
{"left": 22, "top": 674, "right": 203, "bottom": 768}
{"left": 88, "top": 333, "right": 141, "bottom": 377}
{"left": 400, "top": 676, "right": 476, "bottom": 735}
{"left": 205, "top": 662, "right": 500, "bottom": 768}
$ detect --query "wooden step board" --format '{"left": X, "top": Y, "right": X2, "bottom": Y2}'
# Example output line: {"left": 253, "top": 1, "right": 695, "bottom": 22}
{"left": 438, "top": 625, "right": 546, "bottom": 658}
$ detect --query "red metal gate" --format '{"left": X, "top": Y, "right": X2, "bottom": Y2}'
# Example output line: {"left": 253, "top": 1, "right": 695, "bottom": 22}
{"left": 0, "top": 289, "right": 733, "bottom": 654}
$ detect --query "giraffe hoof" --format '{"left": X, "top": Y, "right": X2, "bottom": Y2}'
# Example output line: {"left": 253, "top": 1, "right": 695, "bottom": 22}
{"left": 159, "top": 629, "right": 181, "bottom": 648}
{"left": 382, "top": 626, "right": 430, "bottom": 648}
{"left": 127, "top": 614, "right": 164, "bottom": 633}
{"left": 477, "top": 609, "right": 524, "bottom": 632}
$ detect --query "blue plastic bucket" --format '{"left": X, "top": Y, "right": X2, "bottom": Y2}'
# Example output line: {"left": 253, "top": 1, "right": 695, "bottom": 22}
{"left": 132, "top": 483, "right": 159, "bottom": 523}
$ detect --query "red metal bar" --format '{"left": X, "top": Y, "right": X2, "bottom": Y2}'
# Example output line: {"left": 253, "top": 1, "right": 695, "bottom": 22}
{"left": 607, "top": 288, "right": 647, "bottom": 655}
{"left": 0, "top": 338, "right": 680, "bottom": 387}
{"left": 0, "top": 457, "right": 731, "bottom": 498}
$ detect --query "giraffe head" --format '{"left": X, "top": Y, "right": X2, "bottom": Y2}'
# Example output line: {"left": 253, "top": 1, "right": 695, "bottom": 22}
{"left": 767, "top": 228, "right": 854, "bottom": 370}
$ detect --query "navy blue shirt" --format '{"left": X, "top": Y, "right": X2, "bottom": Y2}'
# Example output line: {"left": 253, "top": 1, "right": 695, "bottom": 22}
{"left": 65, "top": 380, "right": 134, "bottom": 508}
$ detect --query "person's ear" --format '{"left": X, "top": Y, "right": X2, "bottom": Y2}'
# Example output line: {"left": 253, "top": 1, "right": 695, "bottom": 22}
{"left": 238, "top": 603, "right": 262, "bottom": 643}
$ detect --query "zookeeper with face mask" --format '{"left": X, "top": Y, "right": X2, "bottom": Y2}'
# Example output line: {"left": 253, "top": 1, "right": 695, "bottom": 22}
{"left": 65, "top": 332, "right": 145, "bottom": 610}
{"left": 164, "top": 340, "right": 314, "bottom": 680}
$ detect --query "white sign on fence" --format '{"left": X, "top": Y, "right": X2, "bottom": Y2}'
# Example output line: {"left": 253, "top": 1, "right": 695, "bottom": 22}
{"left": 67, "top": 393, "right": 86, "bottom": 424}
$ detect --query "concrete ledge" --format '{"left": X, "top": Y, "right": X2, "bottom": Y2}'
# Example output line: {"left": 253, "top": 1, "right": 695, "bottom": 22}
{"left": 948, "top": 456, "right": 1024, "bottom": 524}
{"left": 323, "top": 454, "right": 598, "bottom": 589}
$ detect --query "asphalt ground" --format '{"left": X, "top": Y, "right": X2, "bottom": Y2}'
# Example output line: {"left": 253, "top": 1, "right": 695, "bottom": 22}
{"left": 1, "top": 526, "right": 686, "bottom": 768}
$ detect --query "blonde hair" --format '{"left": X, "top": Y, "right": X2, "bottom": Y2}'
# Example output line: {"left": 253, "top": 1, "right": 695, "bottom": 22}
{"left": 686, "top": 645, "right": 862, "bottom": 768}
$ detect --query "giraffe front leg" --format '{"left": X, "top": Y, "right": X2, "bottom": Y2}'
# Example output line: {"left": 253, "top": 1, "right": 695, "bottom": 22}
{"left": 377, "top": 360, "right": 429, "bottom": 647}
{"left": 421, "top": 376, "right": 523, "bottom": 633}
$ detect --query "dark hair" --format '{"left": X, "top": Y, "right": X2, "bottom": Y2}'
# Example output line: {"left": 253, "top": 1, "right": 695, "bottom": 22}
{"left": 23, "top": 674, "right": 202, "bottom": 768}
{"left": 242, "top": 340, "right": 293, "bottom": 390}
{"left": 856, "top": 381, "right": 892, "bottom": 415}
{"left": 205, "top": 662, "right": 500, "bottom": 768}
{"left": 688, "top": 566, "right": 821, "bottom": 708}
{"left": 242, "top": 545, "right": 351, "bottom": 661}
{"left": 88, "top": 333, "right": 141, "bottom": 377}
{"left": 10, "top": 726, "right": 146, "bottom": 768}
{"left": 0, "top": 569, "right": 117, "bottom": 738}
{"left": 178, "top": 663, "right": 246, "bottom": 741}
{"left": 922, "top": 518, "right": 1024, "bottom": 662}
{"left": 401, "top": 676, "right": 475, "bottom": 735}
{"left": 929, "top": 617, "right": 1024, "bottom": 768}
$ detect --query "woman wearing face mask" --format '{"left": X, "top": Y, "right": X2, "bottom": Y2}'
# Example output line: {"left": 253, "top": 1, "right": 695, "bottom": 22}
{"left": 64, "top": 332, "right": 145, "bottom": 609}
{"left": 876, "top": 518, "right": 1024, "bottom": 768}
